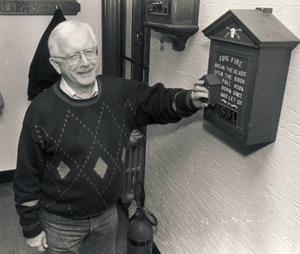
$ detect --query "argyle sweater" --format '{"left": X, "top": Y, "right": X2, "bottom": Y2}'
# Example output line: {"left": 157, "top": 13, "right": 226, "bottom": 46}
{"left": 14, "top": 74, "right": 197, "bottom": 238}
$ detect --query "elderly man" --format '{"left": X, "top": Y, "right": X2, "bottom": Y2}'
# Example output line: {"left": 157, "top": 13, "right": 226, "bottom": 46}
{"left": 13, "top": 20, "right": 209, "bottom": 253}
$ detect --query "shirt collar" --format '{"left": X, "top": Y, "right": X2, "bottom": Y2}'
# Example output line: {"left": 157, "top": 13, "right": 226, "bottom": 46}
{"left": 60, "top": 77, "right": 99, "bottom": 100}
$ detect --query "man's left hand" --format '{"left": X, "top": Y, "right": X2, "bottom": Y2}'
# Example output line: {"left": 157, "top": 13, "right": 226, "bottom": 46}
{"left": 191, "top": 80, "right": 209, "bottom": 109}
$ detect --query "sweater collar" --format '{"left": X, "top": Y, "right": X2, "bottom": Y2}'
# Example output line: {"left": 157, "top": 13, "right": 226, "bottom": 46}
{"left": 60, "top": 77, "right": 99, "bottom": 100}
{"left": 53, "top": 77, "right": 102, "bottom": 107}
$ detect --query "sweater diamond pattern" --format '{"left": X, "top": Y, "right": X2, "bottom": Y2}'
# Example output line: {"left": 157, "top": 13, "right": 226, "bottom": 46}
{"left": 57, "top": 161, "right": 70, "bottom": 179}
{"left": 94, "top": 157, "right": 108, "bottom": 179}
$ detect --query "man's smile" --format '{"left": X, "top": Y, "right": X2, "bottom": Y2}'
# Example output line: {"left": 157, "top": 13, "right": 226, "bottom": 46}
{"left": 78, "top": 69, "right": 93, "bottom": 75}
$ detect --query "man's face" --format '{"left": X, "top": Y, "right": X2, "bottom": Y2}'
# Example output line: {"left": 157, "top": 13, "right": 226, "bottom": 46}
{"left": 52, "top": 29, "right": 99, "bottom": 91}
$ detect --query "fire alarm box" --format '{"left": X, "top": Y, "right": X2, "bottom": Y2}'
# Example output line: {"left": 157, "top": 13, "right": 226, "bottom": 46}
{"left": 202, "top": 8, "right": 300, "bottom": 145}
{"left": 144, "top": 0, "right": 200, "bottom": 51}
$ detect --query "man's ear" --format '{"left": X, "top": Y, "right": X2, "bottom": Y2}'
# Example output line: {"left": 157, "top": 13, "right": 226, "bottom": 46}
{"left": 49, "top": 58, "right": 62, "bottom": 74}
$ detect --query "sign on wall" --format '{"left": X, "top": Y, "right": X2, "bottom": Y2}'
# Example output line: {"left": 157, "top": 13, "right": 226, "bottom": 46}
{"left": 211, "top": 45, "right": 253, "bottom": 126}
{"left": 0, "top": 0, "right": 80, "bottom": 15}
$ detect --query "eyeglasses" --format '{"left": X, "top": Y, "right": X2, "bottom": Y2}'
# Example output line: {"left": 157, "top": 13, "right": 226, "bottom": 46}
{"left": 51, "top": 47, "right": 98, "bottom": 66}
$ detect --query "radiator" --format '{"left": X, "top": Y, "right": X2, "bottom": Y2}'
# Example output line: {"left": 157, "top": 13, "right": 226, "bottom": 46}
{"left": 121, "top": 130, "right": 145, "bottom": 204}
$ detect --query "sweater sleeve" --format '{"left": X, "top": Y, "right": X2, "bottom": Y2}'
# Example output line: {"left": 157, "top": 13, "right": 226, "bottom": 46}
{"left": 134, "top": 82, "right": 198, "bottom": 128}
{"left": 13, "top": 123, "right": 45, "bottom": 238}
{"left": 174, "top": 90, "right": 199, "bottom": 117}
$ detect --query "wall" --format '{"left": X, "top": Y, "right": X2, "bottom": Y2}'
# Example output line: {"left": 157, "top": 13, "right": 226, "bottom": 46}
{"left": 0, "top": 0, "right": 102, "bottom": 171}
{"left": 145, "top": 1, "right": 300, "bottom": 254}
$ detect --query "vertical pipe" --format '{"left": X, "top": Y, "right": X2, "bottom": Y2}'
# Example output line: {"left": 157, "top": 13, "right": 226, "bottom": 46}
{"left": 102, "top": 0, "right": 121, "bottom": 76}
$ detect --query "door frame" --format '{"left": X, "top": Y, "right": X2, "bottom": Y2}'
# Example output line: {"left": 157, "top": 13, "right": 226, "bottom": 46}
{"left": 102, "top": 0, "right": 150, "bottom": 83}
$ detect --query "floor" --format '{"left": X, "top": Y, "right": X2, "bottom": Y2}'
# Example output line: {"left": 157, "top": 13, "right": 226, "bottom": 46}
{"left": 0, "top": 183, "right": 128, "bottom": 254}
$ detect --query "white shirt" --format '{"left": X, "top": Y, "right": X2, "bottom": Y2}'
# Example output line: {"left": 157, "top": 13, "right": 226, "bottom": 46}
{"left": 60, "top": 77, "right": 99, "bottom": 99}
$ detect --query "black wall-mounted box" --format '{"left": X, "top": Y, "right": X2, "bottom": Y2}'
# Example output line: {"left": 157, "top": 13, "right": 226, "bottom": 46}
{"left": 202, "top": 8, "right": 300, "bottom": 145}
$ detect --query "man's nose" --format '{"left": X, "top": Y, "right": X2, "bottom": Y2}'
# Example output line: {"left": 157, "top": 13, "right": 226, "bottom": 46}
{"left": 79, "top": 53, "right": 90, "bottom": 66}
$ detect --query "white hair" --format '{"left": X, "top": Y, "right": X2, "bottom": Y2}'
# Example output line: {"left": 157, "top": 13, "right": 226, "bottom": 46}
{"left": 48, "top": 20, "right": 98, "bottom": 56}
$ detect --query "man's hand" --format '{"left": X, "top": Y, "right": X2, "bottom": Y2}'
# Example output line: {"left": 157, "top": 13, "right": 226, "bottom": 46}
{"left": 191, "top": 80, "right": 209, "bottom": 109}
{"left": 26, "top": 231, "right": 48, "bottom": 252}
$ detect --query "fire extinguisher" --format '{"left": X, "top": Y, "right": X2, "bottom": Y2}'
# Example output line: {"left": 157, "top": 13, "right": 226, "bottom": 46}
{"left": 127, "top": 182, "right": 158, "bottom": 254}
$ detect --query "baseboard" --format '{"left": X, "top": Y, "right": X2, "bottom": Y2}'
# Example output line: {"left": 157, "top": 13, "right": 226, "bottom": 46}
{"left": 0, "top": 169, "right": 15, "bottom": 184}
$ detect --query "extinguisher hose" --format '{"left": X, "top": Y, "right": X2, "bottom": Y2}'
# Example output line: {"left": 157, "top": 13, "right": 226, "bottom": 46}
{"left": 134, "top": 182, "right": 158, "bottom": 227}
